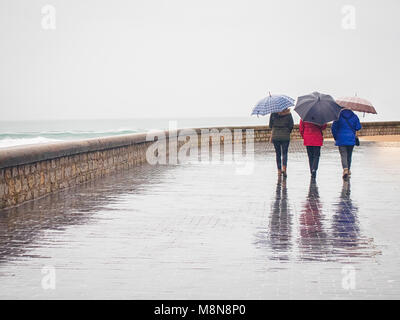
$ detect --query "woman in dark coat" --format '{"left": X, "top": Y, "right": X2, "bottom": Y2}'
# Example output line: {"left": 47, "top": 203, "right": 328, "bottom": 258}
{"left": 331, "top": 109, "right": 361, "bottom": 179}
{"left": 269, "top": 108, "right": 294, "bottom": 177}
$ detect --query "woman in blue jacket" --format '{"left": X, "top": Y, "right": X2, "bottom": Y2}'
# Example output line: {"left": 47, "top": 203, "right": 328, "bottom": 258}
{"left": 331, "top": 109, "right": 362, "bottom": 179}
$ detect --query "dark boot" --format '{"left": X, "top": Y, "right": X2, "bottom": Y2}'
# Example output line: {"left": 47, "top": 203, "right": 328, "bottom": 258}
{"left": 282, "top": 165, "right": 287, "bottom": 178}
{"left": 311, "top": 170, "right": 317, "bottom": 179}
{"left": 343, "top": 168, "right": 349, "bottom": 180}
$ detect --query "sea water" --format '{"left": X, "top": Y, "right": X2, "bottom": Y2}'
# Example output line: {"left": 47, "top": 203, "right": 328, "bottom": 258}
{"left": 0, "top": 117, "right": 267, "bottom": 149}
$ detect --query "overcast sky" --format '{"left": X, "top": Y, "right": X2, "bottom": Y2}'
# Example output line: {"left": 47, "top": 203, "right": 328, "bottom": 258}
{"left": 0, "top": 0, "right": 399, "bottom": 121}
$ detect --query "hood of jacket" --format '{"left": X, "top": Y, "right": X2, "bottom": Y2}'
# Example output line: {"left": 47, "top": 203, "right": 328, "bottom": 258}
{"left": 340, "top": 109, "right": 355, "bottom": 119}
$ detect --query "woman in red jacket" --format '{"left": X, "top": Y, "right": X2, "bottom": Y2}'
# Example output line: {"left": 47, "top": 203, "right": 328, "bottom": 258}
{"left": 299, "top": 119, "right": 327, "bottom": 178}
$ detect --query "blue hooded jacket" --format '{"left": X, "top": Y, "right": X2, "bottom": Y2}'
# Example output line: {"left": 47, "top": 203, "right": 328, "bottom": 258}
{"left": 331, "top": 109, "right": 362, "bottom": 146}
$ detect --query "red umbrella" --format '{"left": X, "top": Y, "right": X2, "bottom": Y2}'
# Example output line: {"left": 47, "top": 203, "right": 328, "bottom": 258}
{"left": 336, "top": 96, "right": 377, "bottom": 114}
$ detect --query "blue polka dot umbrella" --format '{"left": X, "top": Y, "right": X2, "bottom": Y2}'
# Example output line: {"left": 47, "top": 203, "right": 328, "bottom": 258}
{"left": 251, "top": 93, "right": 295, "bottom": 116}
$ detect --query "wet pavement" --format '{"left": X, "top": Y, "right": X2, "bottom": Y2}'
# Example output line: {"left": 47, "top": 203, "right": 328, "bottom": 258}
{"left": 0, "top": 140, "right": 399, "bottom": 299}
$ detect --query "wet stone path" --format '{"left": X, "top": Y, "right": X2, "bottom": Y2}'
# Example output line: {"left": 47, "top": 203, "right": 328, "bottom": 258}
{"left": 0, "top": 141, "right": 399, "bottom": 299}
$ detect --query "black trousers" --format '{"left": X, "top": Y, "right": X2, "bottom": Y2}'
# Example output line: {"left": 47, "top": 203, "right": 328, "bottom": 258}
{"left": 338, "top": 145, "right": 354, "bottom": 169}
{"left": 306, "top": 146, "right": 321, "bottom": 173}
{"left": 273, "top": 140, "right": 290, "bottom": 170}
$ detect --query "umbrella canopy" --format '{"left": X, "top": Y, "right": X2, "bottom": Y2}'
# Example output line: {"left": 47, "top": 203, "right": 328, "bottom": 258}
{"left": 251, "top": 94, "right": 295, "bottom": 116}
{"left": 336, "top": 96, "right": 377, "bottom": 114}
{"left": 294, "top": 91, "right": 342, "bottom": 125}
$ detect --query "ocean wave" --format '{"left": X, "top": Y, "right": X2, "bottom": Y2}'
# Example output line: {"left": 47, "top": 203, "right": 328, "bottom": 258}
{"left": 0, "top": 129, "right": 138, "bottom": 138}
{"left": 0, "top": 137, "right": 62, "bottom": 149}
{"left": 0, "top": 129, "right": 141, "bottom": 148}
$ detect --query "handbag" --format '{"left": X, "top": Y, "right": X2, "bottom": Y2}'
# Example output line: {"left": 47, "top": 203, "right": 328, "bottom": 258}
{"left": 343, "top": 117, "right": 360, "bottom": 146}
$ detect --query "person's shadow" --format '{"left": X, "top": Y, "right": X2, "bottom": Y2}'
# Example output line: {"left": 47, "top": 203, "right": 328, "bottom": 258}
{"left": 330, "top": 181, "right": 381, "bottom": 260}
{"left": 268, "top": 176, "right": 292, "bottom": 260}
{"left": 253, "top": 176, "right": 292, "bottom": 261}
{"left": 299, "top": 179, "right": 330, "bottom": 261}
{"left": 332, "top": 181, "right": 360, "bottom": 248}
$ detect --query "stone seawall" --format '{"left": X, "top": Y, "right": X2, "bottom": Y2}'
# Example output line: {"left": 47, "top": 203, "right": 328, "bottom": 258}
{"left": 0, "top": 133, "right": 152, "bottom": 209}
{"left": 1, "top": 121, "right": 400, "bottom": 210}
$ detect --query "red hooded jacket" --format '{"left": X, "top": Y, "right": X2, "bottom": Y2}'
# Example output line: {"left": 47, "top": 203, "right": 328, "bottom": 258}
{"left": 299, "top": 120, "right": 327, "bottom": 146}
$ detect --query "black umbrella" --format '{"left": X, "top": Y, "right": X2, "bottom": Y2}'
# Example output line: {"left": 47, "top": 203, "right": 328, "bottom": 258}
{"left": 294, "top": 92, "right": 343, "bottom": 125}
